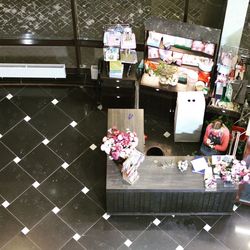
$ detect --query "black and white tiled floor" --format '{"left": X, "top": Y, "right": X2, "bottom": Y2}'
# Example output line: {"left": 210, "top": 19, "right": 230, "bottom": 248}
{"left": 0, "top": 86, "right": 249, "bottom": 250}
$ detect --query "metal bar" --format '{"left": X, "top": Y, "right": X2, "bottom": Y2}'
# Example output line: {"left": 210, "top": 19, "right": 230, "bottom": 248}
{"left": 0, "top": 39, "right": 74, "bottom": 46}
{"left": 183, "top": 0, "right": 189, "bottom": 23}
{"left": 70, "top": 0, "right": 81, "bottom": 71}
{"left": 232, "top": 131, "right": 241, "bottom": 157}
{"left": 0, "top": 38, "right": 145, "bottom": 51}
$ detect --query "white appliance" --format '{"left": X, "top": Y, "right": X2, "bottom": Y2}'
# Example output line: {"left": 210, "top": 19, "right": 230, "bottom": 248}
{"left": 0, "top": 63, "right": 66, "bottom": 78}
{"left": 174, "top": 91, "right": 205, "bottom": 142}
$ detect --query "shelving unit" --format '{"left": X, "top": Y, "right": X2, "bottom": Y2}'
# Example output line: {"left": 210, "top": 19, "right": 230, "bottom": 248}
{"left": 139, "top": 17, "right": 221, "bottom": 117}
{"left": 99, "top": 62, "right": 137, "bottom": 108}
{"left": 99, "top": 24, "right": 138, "bottom": 109}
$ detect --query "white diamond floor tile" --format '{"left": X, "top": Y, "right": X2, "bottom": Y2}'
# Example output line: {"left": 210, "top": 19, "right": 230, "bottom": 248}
{"left": 2, "top": 201, "right": 10, "bottom": 208}
{"left": 13, "top": 157, "right": 21, "bottom": 163}
{"left": 153, "top": 218, "right": 161, "bottom": 226}
{"left": 124, "top": 239, "right": 132, "bottom": 247}
{"left": 81, "top": 187, "right": 89, "bottom": 194}
{"left": 21, "top": 227, "right": 30, "bottom": 235}
{"left": 52, "top": 207, "right": 60, "bottom": 214}
{"left": 51, "top": 99, "right": 59, "bottom": 105}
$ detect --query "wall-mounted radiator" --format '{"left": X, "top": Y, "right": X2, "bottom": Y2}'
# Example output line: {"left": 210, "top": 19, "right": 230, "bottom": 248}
{"left": 0, "top": 63, "right": 66, "bottom": 78}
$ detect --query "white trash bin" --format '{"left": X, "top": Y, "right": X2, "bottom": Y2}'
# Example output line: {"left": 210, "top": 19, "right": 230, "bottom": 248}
{"left": 174, "top": 91, "right": 205, "bottom": 142}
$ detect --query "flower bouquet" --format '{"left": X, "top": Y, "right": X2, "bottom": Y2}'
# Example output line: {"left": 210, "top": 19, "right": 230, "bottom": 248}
{"left": 101, "top": 127, "right": 138, "bottom": 161}
{"left": 101, "top": 127, "right": 143, "bottom": 185}
{"left": 214, "top": 159, "right": 250, "bottom": 186}
{"left": 230, "top": 160, "right": 250, "bottom": 184}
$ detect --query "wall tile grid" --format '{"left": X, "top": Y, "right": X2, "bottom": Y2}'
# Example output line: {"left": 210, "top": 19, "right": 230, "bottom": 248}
{"left": 76, "top": 0, "right": 184, "bottom": 42}
{"left": 0, "top": 0, "right": 249, "bottom": 67}
{"left": 240, "top": 2, "right": 250, "bottom": 51}
{"left": 0, "top": 0, "right": 73, "bottom": 39}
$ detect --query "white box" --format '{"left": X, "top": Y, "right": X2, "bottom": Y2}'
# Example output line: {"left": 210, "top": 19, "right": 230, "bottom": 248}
{"left": 90, "top": 65, "right": 98, "bottom": 80}
{"left": 174, "top": 91, "right": 205, "bottom": 142}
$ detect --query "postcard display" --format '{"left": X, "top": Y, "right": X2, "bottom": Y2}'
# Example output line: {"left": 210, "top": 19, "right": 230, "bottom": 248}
{"left": 103, "top": 24, "right": 137, "bottom": 78}
{"left": 209, "top": 45, "right": 248, "bottom": 114}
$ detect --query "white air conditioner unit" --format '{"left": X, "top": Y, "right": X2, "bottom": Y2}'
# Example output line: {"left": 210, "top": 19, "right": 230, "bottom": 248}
{"left": 0, "top": 63, "right": 66, "bottom": 78}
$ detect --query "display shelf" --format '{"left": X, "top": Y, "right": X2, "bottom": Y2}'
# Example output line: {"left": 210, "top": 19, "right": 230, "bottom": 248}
{"left": 170, "top": 46, "right": 214, "bottom": 59}
{"left": 142, "top": 17, "right": 221, "bottom": 90}
{"left": 206, "top": 105, "right": 241, "bottom": 119}
{"left": 145, "top": 57, "right": 203, "bottom": 71}
{"left": 140, "top": 74, "right": 195, "bottom": 92}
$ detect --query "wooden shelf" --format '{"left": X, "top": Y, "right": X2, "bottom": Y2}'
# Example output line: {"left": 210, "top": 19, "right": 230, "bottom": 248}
{"left": 140, "top": 73, "right": 195, "bottom": 93}
{"left": 206, "top": 105, "right": 241, "bottom": 119}
{"left": 169, "top": 46, "right": 214, "bottom": 59}
{"left": 100, "top": 61, "right": 137, "bottom": 81}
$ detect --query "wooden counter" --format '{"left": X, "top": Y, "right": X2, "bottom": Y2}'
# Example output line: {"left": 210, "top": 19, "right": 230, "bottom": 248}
{"left": 106, "top": 156, "right": 237, "bottom": 215}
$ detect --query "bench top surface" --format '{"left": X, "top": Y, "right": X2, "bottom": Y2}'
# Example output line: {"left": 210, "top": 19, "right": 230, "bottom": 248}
{"left": 106, "top": 156, "right": 237, "bottom": 192}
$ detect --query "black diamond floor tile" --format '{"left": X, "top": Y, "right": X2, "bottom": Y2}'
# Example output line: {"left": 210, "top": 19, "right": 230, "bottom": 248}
{"left": 19, "top": 143, "right": 64, "bottom": 183}
{"left": 76, "top": 110, "right": 107, "bottom": 145}
{"left": 27, "top": 212, "right": 74, "bottom": 250}
{"left": 7, "top": 187, "right": 54, "bottom": 229}
{"left": 159, "top": 215, "right": 206, "bottom": 247}
{"left": 58, "top": 87, "right": 96, "bottom": 122}
{"left": 48, "top": 126, "right": 91, "bottom": 164}
{"left": 38, "top": 168, "right": 83, "bottom": 208}
{"left": 0, "top": 142, "right": 15, "bottom": 171}
{"left": 0, "top": 207, "right": 23, "bottom": 248}
{"left": 0, "top": 98, "right": 26, "bottom": 135}
{"left": 58, "top": 192, "right": 104, "bottom": 234}
{"left": 79, "top": 218, "right": 126, "bottom": 250}
{"left": 129, "top": 224, "right": 178, "bottom": 250}
{"left": 198, "top": 215, "right": 223, "bottom": 228}
{"left": 87, "top": 179, "right": 106, "bottom": 210}
{"left": 1, "top": 121, "right": 44, "bottom": 158}
{"left": 11, "top": 87, "right": 53, "bottom": 117}
{"left": 108, "top": 215, "right": 154, "bottom": 241}
{"left": 1, "top": 233, "right": 40, "bottom": 250}
{"left": 235, "top": 204, "right": 250, "bottom": 222}
{"left": 0, "top": 162, "right": 34, "bottom": 202}
{"left": 144, "top": 114, "right": 170, "bottom": 139}
{"left": 41, "top": 87, "right": 73, "bottom": 100}
{"left": 68, "top": 148, "right": 106, "bottom": 188}
{"left": 0, "top": 88, "right": 7, "bottom": 101}
{"left": 61, "top": 239, "right": 86, "bottom": 250}
{"left": 4, "top": 87, "right": 24, "bottom": 96}
{"left": 209, "top": 213, "right": 250, "bottom": 250}
{"left": 184, "top": 229, "right": 228, "bottom": 250}
{"left": 30, "top": 103, "right": 72, "bottom": 140}
{"left": 0, "top": 195, "right": 4, "bottom": 204}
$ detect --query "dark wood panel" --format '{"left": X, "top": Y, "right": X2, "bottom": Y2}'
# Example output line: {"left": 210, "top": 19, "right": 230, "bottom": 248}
{"left": 101, "top": 96, "right": 135, "bottom": 109}
{"left": 107, "top": 190, "right": 236, "bottom": 215}
{"left": 102, "top": 80, "right": 135, "bottom": 88}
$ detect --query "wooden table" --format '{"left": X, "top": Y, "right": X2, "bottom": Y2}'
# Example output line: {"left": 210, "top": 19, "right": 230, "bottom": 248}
{"left": 107, "top": 109, "right": 145, "bottom": 152}
{"left": 106, "top": 156, "right": 237, "bottom": 215}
